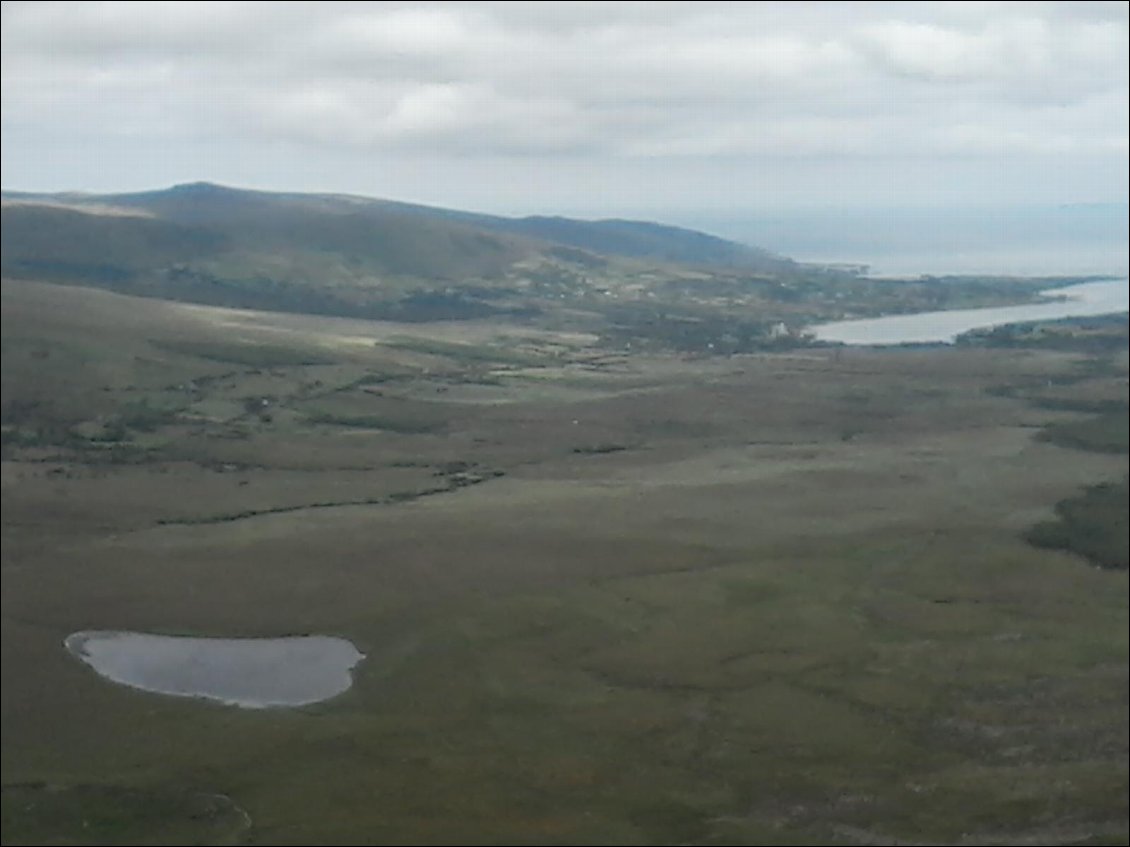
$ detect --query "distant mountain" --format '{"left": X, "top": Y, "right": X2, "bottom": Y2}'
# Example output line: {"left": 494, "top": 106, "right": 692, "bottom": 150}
{"left": 3, "top": 183, "right": 536, "bottom": 281}
{"left": 3, "top": 182, "right": 791, "bottom": 272}
{"left": 468, "top": 215, "right": 788, "bottom": 269}
{"left": 1, "top": 182, "right": 795, "bottom": 321}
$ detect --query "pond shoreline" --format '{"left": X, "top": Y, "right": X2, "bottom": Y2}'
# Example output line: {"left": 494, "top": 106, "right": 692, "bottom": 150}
{"left": 65, "top": 630, "right": 365, "bottom": 709}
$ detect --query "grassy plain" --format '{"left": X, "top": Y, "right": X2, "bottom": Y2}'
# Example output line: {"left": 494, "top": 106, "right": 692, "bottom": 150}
{"left": 2, "top": 278, "right": 1127, "bottom": 845}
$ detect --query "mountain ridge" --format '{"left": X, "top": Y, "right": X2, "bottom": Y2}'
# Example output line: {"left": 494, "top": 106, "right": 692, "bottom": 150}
{"left": 1, "top": 181, "right": 803, "bottom": 323}
{"left": 2, "top": 181, "right": 792, "bottom": 271}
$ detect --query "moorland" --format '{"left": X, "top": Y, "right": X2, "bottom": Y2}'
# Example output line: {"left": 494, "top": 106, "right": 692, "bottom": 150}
{"left": 1, "top": 186, "right": 1127, "bottom": 845}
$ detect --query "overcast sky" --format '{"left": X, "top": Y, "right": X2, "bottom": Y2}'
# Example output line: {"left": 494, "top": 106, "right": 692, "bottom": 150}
{"left": 2, "top": 1, "right": 1127, "bottom": 216}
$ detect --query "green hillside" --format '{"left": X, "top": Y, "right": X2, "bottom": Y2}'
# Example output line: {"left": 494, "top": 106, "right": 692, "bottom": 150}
{"left": 3, "top": 183, "right": 802, "bottom": 323}
{"left": 474, "top": 214, "right": 795, "bottom": 270}
{"left": 1, "top": 182, "right": 1060, "bottom": 340}
{"left": 2, "top": 182, "right": 787, "bottom": 284}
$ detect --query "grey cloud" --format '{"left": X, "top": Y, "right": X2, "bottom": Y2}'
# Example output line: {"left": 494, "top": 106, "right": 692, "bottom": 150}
{"left": 1, "top": 1, "right": 1126, "bottom": 204}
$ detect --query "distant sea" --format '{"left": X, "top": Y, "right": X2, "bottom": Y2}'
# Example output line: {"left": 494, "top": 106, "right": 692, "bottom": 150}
{"left": 674, "top": 203, "right": 1129, "bottom": 279}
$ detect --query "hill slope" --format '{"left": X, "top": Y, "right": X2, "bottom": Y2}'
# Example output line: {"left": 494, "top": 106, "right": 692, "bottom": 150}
{"left": 3, "top": 183, "right": 537, "bottom": 284}
{"left": 1, "top": 182, "right": 798, "bottom": 322}
{"left": 97, "top": 183, "right": 793, "bottom": 270}
{"left": 494, "top": 216, "right": 789, "bottom": 269}
{"left": 2, "top": 182, "right": 793, "bottom": 275}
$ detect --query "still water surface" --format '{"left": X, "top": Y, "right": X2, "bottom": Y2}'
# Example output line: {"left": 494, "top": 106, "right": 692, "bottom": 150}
{"left": 65, "top": 630, "right": 364, "bottom": 708}
{"left": 807, "top": 278, "right": 1129, "bottom": 346}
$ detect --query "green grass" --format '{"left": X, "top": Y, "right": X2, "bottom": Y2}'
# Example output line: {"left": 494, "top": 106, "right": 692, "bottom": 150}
{"left": 3, "top": 278, "right": 1127, "bottom": 845}
{"left": 1027, "top": 476, "right": 1129, "bottom": 570}
{"left": 1039, "top": 409, "right": 1130, "bottom": 454}
{"left": 1, "top": 783, "right": 249, "bottom": 845}
{"left": 959, "top": 312, "right": 1129, "bottom": 352}
{"left": 1018, "top": 349, "right": 1129, "bottom": 569}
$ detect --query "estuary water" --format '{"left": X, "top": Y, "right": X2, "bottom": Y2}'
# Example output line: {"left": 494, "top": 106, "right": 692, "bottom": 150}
{"left": 65, "top": 631, "right": 364, "bottom": 708}
{"left": 807, "top": 278, "right": 1129, "bottom": 346}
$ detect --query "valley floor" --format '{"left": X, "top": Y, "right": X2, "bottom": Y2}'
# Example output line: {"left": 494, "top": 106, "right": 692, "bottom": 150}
{"left": 2, "top": 279, "right": 1127, "bottom": 845}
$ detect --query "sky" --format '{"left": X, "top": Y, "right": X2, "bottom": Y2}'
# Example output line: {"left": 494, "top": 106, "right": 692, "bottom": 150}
{"left": 1, "top": 1, "right": 1128, "bottom": 218}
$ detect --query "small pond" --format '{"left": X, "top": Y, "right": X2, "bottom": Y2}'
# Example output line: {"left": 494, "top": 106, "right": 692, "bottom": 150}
{"left": 65, "top": 631, "right": 364, "bottom": 708}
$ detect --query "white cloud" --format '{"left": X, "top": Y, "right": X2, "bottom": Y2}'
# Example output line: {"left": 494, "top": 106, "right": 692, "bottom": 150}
{"left": 1, "top": 1, "right": 1126, "bottom": 207}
